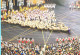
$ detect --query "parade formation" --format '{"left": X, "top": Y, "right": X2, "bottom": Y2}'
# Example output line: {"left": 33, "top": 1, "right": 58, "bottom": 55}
{"left": 2, "top": 6, "right": 69, "bottom": 31}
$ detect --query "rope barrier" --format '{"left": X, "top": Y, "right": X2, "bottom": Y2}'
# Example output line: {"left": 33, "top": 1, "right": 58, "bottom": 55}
{"left": 42, "top": 30, "right": 46, "bottom": 44}
{"left": 2, "top": 26, "right": 17, "bottom": 30}
{"left": 45, "top": 31, "right": 53, "bottom": 44}
{"left": 8, "top": 29, "right": 38, "bottom": 42}
{"left": 19, "top": 30, "right": 38, "bottom": 38}
{"left": 8, "top": 28, "right": 31, "bottom": 42}
{"left": 2, "top": 27, "right": 25, "bottom": 31}
{"left": 71, "top": 30, "right": 77, "bottom": 37}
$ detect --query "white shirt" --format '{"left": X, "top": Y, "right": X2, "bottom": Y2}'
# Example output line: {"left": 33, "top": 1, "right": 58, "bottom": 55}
{"left": 5, "top": 53, "right": 8, "bottom": 55}
{"left": 40, "top": 51, "right": 43, "bottom": 55}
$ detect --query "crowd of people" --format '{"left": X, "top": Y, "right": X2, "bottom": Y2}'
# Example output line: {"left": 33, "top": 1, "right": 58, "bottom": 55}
{"left": 69, "top": 0, "right": 80, "bottom": 9}
{"left": 1, "top": 6, "right": 69, "bottom": 31}
{"left": 27, "top": 0, "right": 45, "bottom": 6}
{"left": 1, "top": 37, "right": 80, "bottom": 55}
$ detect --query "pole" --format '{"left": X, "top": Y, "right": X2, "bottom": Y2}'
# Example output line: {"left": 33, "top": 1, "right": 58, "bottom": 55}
{"left": 13, "top": 0, "right": 15, "bottom": 6}
{"left": 7, "top": 0, "right": 8, "bottom": 6}
{"left": 1, "top": 0, "right": 2, "bottom": 7}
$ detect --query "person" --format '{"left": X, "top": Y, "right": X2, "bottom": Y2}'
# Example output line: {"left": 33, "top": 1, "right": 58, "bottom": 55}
{"left": 23, "top": 38, "right": 26, "bottom": 43}
{"left": 1, "top": 15, "right": 4, "bottom": 21}
{"left": 7, "top": 10, "right": 10, "bottom": 18}
{"left": 35, "top": 45, "right": 40, "bottom": 54}
{"left": 69, "top": 3, "right": 72, "bottom": 9}
{"left": 22, "top": 38, "right": 24, "bottom": 44}
{"left": 21, "top": 52, "right": 23, "bottom": 55}
{"left": 33, "top": 0, "right": 37, "bottom": 5}
{"left": 4, "top": 11, "right": 7, "bottom": 20}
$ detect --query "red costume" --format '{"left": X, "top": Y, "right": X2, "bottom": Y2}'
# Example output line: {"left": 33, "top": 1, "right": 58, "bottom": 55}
{"left": 22, "top": 41, "right": 24, "bottom": 43}
{"left": 25, "top": 41, "right": 28, "bottom": 43}
{"left": 18, "top": 40, "right": 20, "bottom": 43}
{"left": 30, "top": 41, "right": 32, "bottom": 44}
{"left": 2, "top": 18, "right": 4, "bottom": 20}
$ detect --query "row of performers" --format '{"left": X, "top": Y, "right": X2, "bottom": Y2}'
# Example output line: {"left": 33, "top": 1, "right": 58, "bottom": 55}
{"left": 17, "top": 37, "right": 34, "bottom": 44}
{"left": 17, "top": 37, "right": 78, "bottom": 44}
{"left": 1, "top": 6, "right": 50, "bottom": 20}
{"left": 4, "top": 18, "right": 69, "bottom": 31}
{"left": 56, "top": 37, "right": 78, "bottom": 43}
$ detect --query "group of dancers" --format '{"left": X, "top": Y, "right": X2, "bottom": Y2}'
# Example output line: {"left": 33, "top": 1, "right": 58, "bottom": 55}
{"left": 2, "top": 6, "right": 69, "bottom": 31}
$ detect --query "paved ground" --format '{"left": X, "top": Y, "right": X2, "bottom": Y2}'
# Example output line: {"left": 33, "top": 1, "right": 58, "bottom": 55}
{"left": 1, "top": 3, "right": 80, "bottom": 45}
